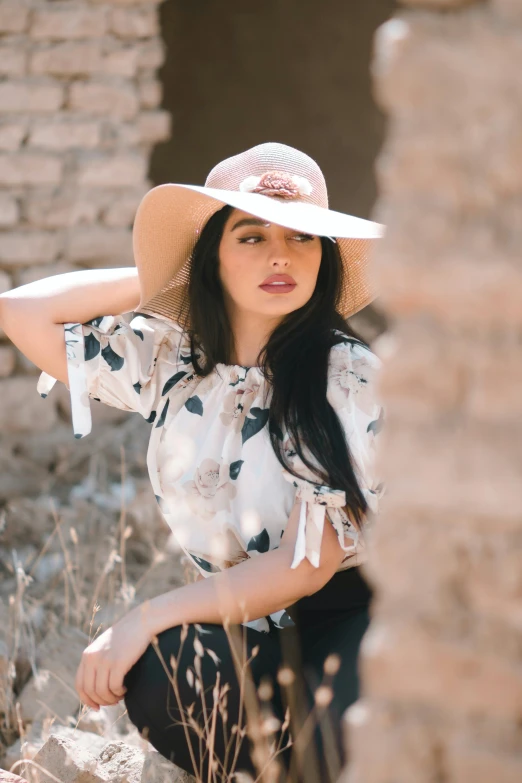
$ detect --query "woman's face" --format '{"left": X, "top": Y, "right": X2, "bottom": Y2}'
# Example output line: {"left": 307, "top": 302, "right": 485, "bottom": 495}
{"left": 218, "top": 208, "right": 323, "bottom": 322}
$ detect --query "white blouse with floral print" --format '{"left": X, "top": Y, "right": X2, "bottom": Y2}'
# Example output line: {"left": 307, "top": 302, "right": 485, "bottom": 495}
{"left": 37, "top": 312, "right": 385, "bottom": 634}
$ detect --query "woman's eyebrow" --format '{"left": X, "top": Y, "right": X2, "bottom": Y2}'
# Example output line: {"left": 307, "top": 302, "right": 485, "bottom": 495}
{"left": 230, "top": 218, "right": 271, "bottom": 232}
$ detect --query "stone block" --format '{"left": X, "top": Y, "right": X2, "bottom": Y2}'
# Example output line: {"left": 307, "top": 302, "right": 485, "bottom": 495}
{"left": 102, "top": 189, "right": 147, "bottom": 227}
{"left": 137, "top": 111, "right": 171, "bottom": 144}
{"left": 4, "top": 724, "right": 107, "bottom": 772}
{"left": 447, "top": 741, "right": 522, "bottom": 783}
{"left": 32, "top": 736, "right": 194, "bottom": 783}
{"left": 0, "top": 3, "right": 29, "bottom": 33}
{"left": 378, "top": 417, "right": 522, "bottom": 519}
{"left": 342, "top": 700, "right": 442, "bottom": 783}
{"left": 66, "top": 226, "right": 132, "bottom": 265}
{"left": 0, "top": 346, "right": 15, "bottom": 377}
{"left": 0, "top": 193, "right": 19, "bottom": 226}
{"left": 29, "top": 121, "right": 101, "bottom": 150}
{"left": 30, "top": 7, "right": 108, "bottom": 40}
{"left": 103, "top": 46, "right": 139, "bottom": 77}
{"left": 0, "top": 232, "right": 61, "bottom": 266}
{"left": 110, "top": 8, "right": 159, "bottom": 39}
{"left": 69, "top": 81, "right": 139, "bottom": 120}
{"left": 0, "top": 377, "right": 58, "bottom": 434}
{"left": 138, "top": 79, "right": 162, "bottom": 109}
{"left": 0, "top": 46, "right": 26, "bottom": 76}
{"left": 25, "top": 190, "right": 103, "bottom": 228}
{"left": 17, "top": 262, "right": 78, "bottom": 287}
{"left": 0, "top": 152, "right": 63, "bottom": 186}
{"left": 136, "top": 39, "right": 165, "bottom": 71}
{"left": 30, "top": 42, "right": 104, "bottom": 77}
{"left": 0, "top": 82, "right": 64, "bottom": 113}
{"left": 362, "top": 620, "right": 522, "bottom": 721}
{"left": 0, "top": 123, "right": 27, "bottom": 151}
{"left": 76, "top": 153, "right": 146, "bottom": 187}
{"left": 17, "top": 625, "right": 88, "bottom": 724}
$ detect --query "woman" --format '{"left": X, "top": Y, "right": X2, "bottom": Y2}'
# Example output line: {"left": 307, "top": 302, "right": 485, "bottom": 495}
{"left": 0, "top": 142, "right": 385, "bottom": 783}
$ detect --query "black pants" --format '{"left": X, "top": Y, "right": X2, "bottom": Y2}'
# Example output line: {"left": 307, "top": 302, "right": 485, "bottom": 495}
{"left": 123, "top": 566, "right": 373, "bottom": 783}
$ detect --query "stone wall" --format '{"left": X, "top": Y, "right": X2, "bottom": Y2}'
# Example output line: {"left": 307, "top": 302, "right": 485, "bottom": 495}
{"left": 343, "top": 0, "right": 522, "bottom": 780}
{"left": 0, "top": 0, "right": 169, "bottom": 500}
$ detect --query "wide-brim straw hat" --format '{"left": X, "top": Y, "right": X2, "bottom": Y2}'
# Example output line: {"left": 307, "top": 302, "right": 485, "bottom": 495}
{"left": 133, "top": 142, "right": 386, "bottom": 326}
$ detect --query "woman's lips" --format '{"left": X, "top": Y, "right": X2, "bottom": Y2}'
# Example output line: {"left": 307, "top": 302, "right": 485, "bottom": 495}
{"left": 259, "top": 283, "right": 297, "bottom": 294}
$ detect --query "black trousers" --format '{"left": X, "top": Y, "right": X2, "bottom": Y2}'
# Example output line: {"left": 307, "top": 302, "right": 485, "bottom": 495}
{"left": 123, "top": 566, "right": 373, "bottom": 783}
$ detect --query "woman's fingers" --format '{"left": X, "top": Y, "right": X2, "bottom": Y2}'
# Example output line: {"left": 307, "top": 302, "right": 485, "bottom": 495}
{"left": 81, "top": 657, "right": 114, "bottom": 708}
{"left": 108, "top": 668, "right": 127, "bottom": 701}
{"left": 75, "top": 660, "right": 101, "bottom": 711}
{"left": 96, "top": 667, "right": 124, "bottom": 705}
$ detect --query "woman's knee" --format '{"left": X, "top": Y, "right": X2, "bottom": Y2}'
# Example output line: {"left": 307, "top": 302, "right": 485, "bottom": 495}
{"left": 123, "top": 624, "right": 186, "bottom": 731}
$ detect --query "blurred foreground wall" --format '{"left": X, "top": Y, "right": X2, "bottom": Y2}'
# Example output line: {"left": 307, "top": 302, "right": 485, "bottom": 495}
{"left": 343, "top": 1, "right": 522, "bottom": 781}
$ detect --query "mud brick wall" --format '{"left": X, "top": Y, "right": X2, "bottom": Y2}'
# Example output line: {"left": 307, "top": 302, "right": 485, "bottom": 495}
{"left": 342, "top": 0, "right": 522, "bottom": 781}
{"left": 0, "top": 0, "right": 168, "bottom": 499}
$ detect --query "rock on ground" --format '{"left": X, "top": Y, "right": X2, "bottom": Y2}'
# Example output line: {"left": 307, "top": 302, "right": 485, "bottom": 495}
{"left": 30, "top": 735, "right": 196, "bottom": 783}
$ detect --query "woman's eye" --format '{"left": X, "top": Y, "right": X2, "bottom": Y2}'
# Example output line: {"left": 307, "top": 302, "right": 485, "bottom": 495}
{"left": 238, "top": 235, "right": 262, "bottom": 244}
{"left": 238, "top": 233, "right": 314, "bottom": 244}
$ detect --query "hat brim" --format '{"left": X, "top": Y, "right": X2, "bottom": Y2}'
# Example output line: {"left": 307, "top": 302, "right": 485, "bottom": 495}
{"left": 133, "top": 183, "right": 385, "bottom": 323}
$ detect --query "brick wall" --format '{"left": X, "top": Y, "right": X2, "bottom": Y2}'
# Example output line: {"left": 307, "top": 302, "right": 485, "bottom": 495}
{"left": 0, "top": 0, "right": 168, "bottom": 499}
{"left": 342, "top": 0, "right": 522, "bottom": 780}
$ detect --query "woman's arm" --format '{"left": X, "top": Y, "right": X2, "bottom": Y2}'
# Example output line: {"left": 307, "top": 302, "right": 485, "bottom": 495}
{"left": 0, "top": 268, "right": 141, "bottom": 386}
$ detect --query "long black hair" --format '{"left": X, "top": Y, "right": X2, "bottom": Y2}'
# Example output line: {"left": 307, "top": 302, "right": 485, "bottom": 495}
{"left": 184, "top": 204, "right": 371, "bottom": 528}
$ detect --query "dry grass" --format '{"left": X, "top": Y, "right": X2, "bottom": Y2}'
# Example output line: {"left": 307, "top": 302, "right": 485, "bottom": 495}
{"left": 0, "top": 445, "right": 346, "bottom": 783}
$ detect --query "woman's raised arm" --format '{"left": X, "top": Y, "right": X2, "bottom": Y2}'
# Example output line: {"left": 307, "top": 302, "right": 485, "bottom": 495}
{"left": 0, "top": 268, "right": 141, "bottom": 387}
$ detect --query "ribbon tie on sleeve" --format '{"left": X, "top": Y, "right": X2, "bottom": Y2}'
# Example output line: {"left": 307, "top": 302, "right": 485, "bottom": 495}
{"left": 281, "top": 469, "right": 349, "bottom": 570}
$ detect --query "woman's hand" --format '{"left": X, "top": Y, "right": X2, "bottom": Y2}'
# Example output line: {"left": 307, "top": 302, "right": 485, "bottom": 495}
{"left": 75, "top": 607, "right": 152, "bottom": 711}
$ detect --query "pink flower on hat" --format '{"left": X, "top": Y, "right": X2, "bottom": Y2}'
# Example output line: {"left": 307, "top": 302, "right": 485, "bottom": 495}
{"left": 239, "top": 170, "right": 313, "bottom": 199}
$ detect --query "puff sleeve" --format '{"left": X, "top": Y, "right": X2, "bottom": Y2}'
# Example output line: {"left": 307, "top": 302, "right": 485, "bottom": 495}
{"left": 37, "top": 313, "right": 191, "bottom": 439}
{"left": 282, "top": 338, "right": 385, "bottom": 570}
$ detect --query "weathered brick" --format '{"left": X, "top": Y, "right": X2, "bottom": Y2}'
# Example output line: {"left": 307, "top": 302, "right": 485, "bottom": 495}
{"left": 0, "top": 45, "right": 26, "bottom": 76}
{"left": 29, "top": 121, "right": 101, "bottom": 150}
{"left": 30, "top": 42, "right": 103, "bottom": 77}
{"left": 66, "top": 226, "right": 133, "bottom": 265}
{"left": 69, "top": 81, "right": 139, "bottom": 120}
{"left": 0, "top": 3, "right": 29, "bottom": 33}
{"left": 17, "top": 262, "right": 78, "bottom": 287}
{"left": 76, "top": 153, "right": 146, "bottom": 187}
{"left": 103, "top": 45, "right": 138, "bottom": 77}
{"left": 362, "top": 620, "right": 522, "bottom": 720}
{"left": 0, "top": 81, "right": 64, "bottom": 113}
{"left": 447, "top": 742, "right": 522, "bottom": 783}
{"left": 0, "top": 154, "right": 63, "bottom": 186}
{"left": 25, "top": 189, "right": 103, "bottom": 228}
{"left": 0, "top": 232, "right": 61, "bottom": 266}
{"left": 100, "top": 121, "right": 140, "bottom": 148}
{"left": 102, "top": 189, "right": 147, "bottom": 227}
{"left": 136, "top": 38, "right": 165, "bottom": 70}
{"left": 138, "top": 78, "right": 162, "bottom": 109}
{"left": 110, "top": 8, "right": 159, "bottom": 39}
{"left": 30, "top": 6, "right": 107, "bottom": 40}
{"left": 0, "top": 123, "right": 26, "bottom": 151}
{"left": 0, "top": 193, "right": 19, "bottom": 226}
{"left": 137, "top": 110, "right": 171, "bottom": 143}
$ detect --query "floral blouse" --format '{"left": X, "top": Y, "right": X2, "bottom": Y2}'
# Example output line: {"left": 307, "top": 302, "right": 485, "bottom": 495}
{"left": 37, "top": 312, "right": 385, "bottom": 634}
